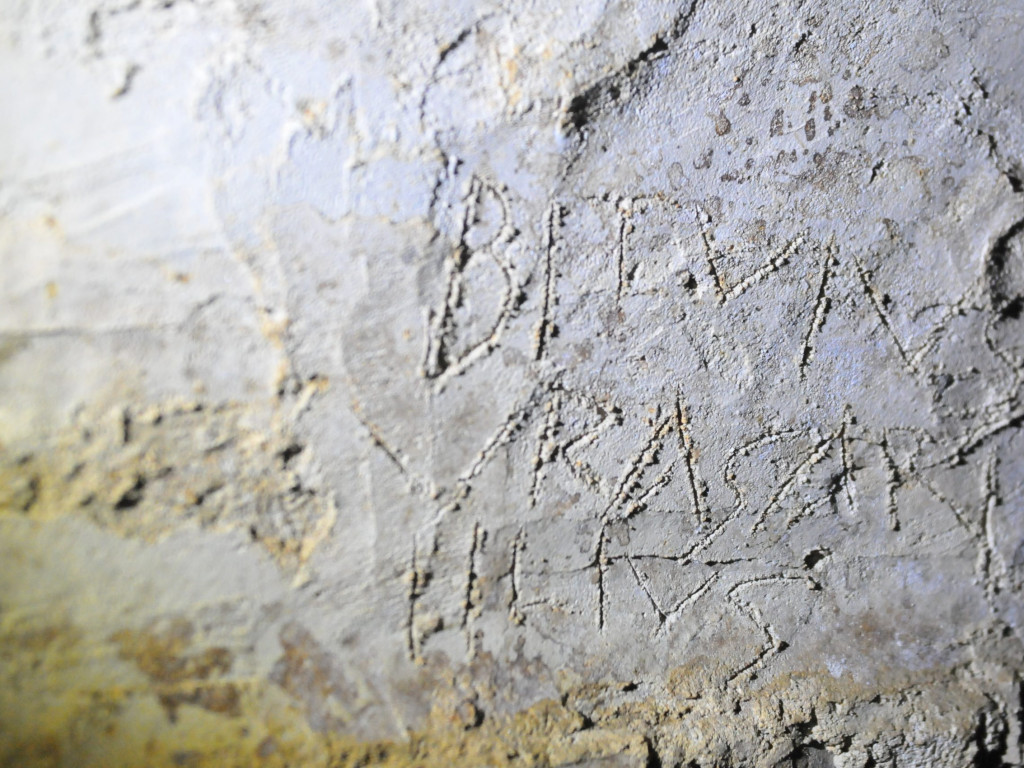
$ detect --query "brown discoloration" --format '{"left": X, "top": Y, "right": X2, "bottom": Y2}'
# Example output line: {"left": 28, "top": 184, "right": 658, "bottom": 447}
{"left": 0, "top": 619, "right": 83, "bottom": 677}
{"left": 158, "top": 683, "right": 242, "bottom": 722}
{"left": 0, "top": 610, "right": 1018, "bottom": 768}
{"left": 269, "top": 622, "right": 366, "bottom": 732}
{"left": 319, "top": 662, "right": 1015, "bottom": 767}
{"left": 111, "top": 619, "right": 232, "bottom": 685}
{"left": 0, "top": 399, "right": 336, "bottom": 574}
{"left": 110, "top": 618, "right": 238, "bottom": 722}
{"left": 843, "top": 85, "right": 880, "bottom": 119}
{"left": 714, "top": 110, "right": 732, "bottom": 136}
{"left": 666, "top": 656, "right": 732, "bottom": 700}
{"left": 1, "top": 735, "right": 63, "bottom": 768}
{"left": 694, "top": 148, "right": 713, "bottom": 169}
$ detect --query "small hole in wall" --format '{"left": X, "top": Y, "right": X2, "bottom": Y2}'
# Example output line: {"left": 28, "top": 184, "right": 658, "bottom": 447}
{"left": 279, "top": 443, "right": 304, "bottom": 466}
{"left": 791, "top": 742, "right": 834, "bottom": 767}
{"left": 1000, "top": 296, "right": 1023, "bottom": 320}
{"left": 803, "top": 548, "right": 829, "bottom": 570}
{"left": 114, "top": 476, "right": 146, "bottom": 511}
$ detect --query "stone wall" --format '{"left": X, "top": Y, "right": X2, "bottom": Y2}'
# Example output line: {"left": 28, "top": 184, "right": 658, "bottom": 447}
{"left": 1, "top": 1, "right": 1023, "bottom": 765}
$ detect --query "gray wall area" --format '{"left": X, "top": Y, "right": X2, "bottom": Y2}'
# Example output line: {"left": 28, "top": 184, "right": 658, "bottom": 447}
{"left": 1, "top": 1, "right": 1023, "bottom": 765}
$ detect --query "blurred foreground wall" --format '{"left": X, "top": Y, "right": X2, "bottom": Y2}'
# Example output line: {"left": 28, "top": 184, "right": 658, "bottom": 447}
{"left": 2, "top": 1, "right": 1024, "bottom": 766}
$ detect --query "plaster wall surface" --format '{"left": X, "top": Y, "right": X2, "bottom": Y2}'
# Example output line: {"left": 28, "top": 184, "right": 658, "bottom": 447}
{"left": 1, "top": 1, "right": 1024, "bottom": 766}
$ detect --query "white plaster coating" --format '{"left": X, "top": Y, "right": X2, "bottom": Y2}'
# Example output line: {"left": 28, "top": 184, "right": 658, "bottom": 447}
{"left": 1, "top": 1, "right": 1023, "bottom": 766}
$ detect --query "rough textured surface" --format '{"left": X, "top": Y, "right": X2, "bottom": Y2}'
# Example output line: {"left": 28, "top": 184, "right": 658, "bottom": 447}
{"left": 2, "top": 1, "right": 1024, "bottom": 766}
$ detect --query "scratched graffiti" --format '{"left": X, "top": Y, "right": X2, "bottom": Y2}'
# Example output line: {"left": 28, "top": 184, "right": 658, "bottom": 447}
{"left": 3, "top": 1, "right": 1023, "bottom": 761}
{"left": 334, "top": 169, "right": 1024, "bottom": 686}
